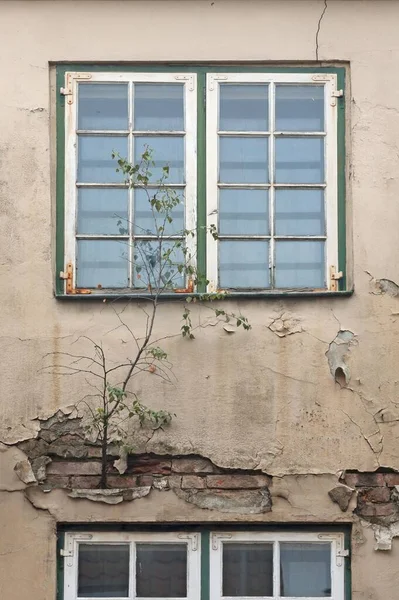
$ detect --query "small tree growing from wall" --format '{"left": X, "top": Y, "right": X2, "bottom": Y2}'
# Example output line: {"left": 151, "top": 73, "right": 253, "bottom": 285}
{"left": 44, "top": 149, "right": 250, "bottom": 488}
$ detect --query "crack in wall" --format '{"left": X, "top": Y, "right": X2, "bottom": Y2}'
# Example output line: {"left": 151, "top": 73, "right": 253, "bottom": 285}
{"left": 315, "top": 0, "right": 328, "bottom": 61}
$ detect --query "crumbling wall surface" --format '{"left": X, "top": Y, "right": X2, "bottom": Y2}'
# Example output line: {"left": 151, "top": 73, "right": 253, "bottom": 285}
{"left": 2, "top": 1, "right": 399, "bottom": 600}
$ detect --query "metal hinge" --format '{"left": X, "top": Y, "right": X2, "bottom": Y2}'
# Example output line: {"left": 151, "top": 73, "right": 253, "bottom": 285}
{"left": 177, "top": 533, "right": 199, "bottom": 551}
{"left": 61, "top": 534, "right": 93, "bottom": 566}
{"left": 59, "top": 262, "right": 91, "bottom": 295}
{"left": 332, "top": 89, "right": 344, "bottom": 98}
{"left": 60, "top": 72, "right": 92, "bottom": 105}
{"left": 211, "top": 533, "right": 232, "bottom": 550}
{"left": 330, "top": 265, "right": 343, "bottom": 292}
{"left": 318, "top": 533, "right": 348, "bottom": 566}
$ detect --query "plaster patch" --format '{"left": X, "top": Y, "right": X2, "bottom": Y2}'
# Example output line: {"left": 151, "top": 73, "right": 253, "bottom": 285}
{"left": 373, "top": 522, "right": 399, "bottom": 550}
{"left": 326, "top": 330, "right": 357, "bottom": 385}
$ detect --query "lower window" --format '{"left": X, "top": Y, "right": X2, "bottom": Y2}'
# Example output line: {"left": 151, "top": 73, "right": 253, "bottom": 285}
{"left": 62, "top": 531, "right": 346, "bottom": 600}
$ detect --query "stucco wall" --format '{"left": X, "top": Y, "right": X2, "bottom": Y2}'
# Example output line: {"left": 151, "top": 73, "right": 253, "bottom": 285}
{"left": 1, "top": 1, "right": 399, "bottom": 599}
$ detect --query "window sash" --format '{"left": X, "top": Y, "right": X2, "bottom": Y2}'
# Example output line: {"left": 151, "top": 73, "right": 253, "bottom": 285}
{"left": 63, "top": 532, "right": 201, "bottom": 600}
{"left": 64, "top": 72, "right": 197, "bottom": 291}
{"left": 206, "top": 73, "right": 338, "bottom": 291}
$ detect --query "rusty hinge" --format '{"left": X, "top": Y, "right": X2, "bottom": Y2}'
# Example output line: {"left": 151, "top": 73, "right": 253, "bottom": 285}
{"left": 60, "top": 72, "right": 92, "bottom": 105}
{"left": 330, "top": 265, "right": 343, "bottom": 291}
{"left": 59, "top": 262, "right": 91, "bottom": 295}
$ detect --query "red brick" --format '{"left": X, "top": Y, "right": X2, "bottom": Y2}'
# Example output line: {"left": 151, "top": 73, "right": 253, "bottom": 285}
{"left": 70, "top": 476, "right": 102, "bottom": 489}
{"left": 357, "top": 502, "right": 394, "bottom": 517}
{"left": 47, "top": 461, "right": 102, "bottom": 476}
{"left": 172, "top": 457, "right": 216, "bottom": 474}
{"left": 182, "top": 476, "right": 206, "bottom": 489}
{"left": 128, "top": 457, "right": 171, "bottom": 475}
{"left": 344, "top": 473, "right": 386, "bottom": 487}
{"left": 107, "top": 475, "right": 137, "bottom": 489}
{"left": 137, "top": 475, "right": 153, "bottom": 487}
{"left": 206, "top": 474, "right": 271, "bottom": 489}
{"left": 45, "top": 475, "right": 71, "bottom": 488}
{"left": 384, "top": 474, "right": 399, "bottom": 486}
{"left": 358, "top": 487, "right": 391, "bottom": 503}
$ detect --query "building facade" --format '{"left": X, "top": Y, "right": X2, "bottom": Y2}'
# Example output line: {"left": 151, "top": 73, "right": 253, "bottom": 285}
{"left": 1, "top": 1, "right": 399, "bottom": 599}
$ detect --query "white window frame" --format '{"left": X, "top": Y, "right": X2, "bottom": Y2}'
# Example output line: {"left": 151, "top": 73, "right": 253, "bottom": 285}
{"left": 64, "top": 71, "right": 197, "bottom": 291}
{"left": 206, "top": 73, "right": 339, "bottom": 292}
{"left": 210, "top": 531, "right": 345, "bottom": 600}
{"left": 63, "top": 531, "right": 201, "bottom": 600}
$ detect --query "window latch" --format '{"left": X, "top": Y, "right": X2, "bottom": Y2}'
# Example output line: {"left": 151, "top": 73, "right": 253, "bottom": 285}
{"left": 330, "top": 266, "right": 343, "bottom": 292}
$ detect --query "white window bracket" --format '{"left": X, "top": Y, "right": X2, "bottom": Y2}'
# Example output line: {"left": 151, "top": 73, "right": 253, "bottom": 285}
{"left": 208, "top": 75, "right": 228, "bottom": 91}
{"left": 61, "top": 534, "right": 93, "bottom": 559}
{"left": 318, "top": 533, "right": 348, "bottom": 566}
{"left": 60, "top": 72, "right": 92, "bottom": 105}
{"left": 211, "top": 533, "right": 232, "bottom": 550}
{"left": 174, "top": 75, "right": 195, "bottom": 91}
{"left": 177, "top": 533, "right": 199, "bottom": 551}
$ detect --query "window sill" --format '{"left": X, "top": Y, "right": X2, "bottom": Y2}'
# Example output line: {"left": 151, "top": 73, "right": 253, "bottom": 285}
{"left": 55, "top": 289, "right": 354, "bottom": 301}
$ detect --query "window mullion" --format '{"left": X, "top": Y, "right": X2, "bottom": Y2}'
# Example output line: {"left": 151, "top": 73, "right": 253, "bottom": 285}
{"left": 129, "top": 81, "right": 134, "bottom": 289}
{"left": 269, "top": 81, "right": 276, "bottom": 289}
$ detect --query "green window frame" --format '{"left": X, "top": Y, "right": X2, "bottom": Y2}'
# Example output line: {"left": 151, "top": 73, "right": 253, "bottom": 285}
{"left": 56, "top": 65, "right": 347, "bottom": 299}
{"left": 57, "top": 528, "right": 351, "bottom": 600}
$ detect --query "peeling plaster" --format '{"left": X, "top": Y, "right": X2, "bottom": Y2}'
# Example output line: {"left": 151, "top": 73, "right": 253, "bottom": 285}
{"left": 326, "top": 329, "right": 357, "bottom": 385}
{"left": 267, "top": 312, "right": 303, "bottom": 337}
{"left": 68, "top": 486, "right": 151, "bottom": 504}
{"left": 373, "top": 522, "right": 399, "bottom": 551}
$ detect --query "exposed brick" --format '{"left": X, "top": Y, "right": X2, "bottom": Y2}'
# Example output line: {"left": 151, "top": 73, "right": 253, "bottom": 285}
{"left": 206, "top": 474, "right": 271, "bottom": 489}
{"left": 128, "top": 456, "right": 171, "bottom": 475}
{"left": 87, "top": 447, "right": 102, "bottom": 458}
{"left": 47, "top": 461, "right": 102, "bottom": 476}
{"left": 172, "top": 457, "right": 216, "bottom": 474}
{"left": 45, "top": 475, "right": 71, "bottom": 488}
{"left": 384, "top": 473, "right": 399, "bottom": 487}
{"left": 182, "top": 476, "right": 206, "bottom": 489}
{"left": 18, "top": 438, "right": 49, "bottom": 459}
{"left": 358, "top": 487, "right": 391, "bottom": 503}
{"left": 107, "top": 475, "right": 137, "bottom": 489}
{"left": 344, "top": 473, "right": 386, "bottom": 487}
{"left": 137, "top": 475, "right": 153, "bottom": 487}
{"left": 70, "top": 476, "right": 101, "bottom": 489}
{"left": 168, "top": 475, "right": 182, "bottom": 488}
{"left": 357, "top": 502, "right": 394, "bottom": 517}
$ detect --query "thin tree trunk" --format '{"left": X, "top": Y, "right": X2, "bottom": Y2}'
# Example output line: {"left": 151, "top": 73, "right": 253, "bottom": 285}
{"left": 99, "top": 426, "right": 108, "bottom": 488}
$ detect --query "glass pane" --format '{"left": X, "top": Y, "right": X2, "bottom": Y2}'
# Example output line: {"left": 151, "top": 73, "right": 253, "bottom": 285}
{"left": 275, "top": 189, "right": 325, "bottom": 236}
{"left": 78, "top": 83, "right": 128, "bottom": 131}
{"left": 276, "top": 85, "right": 324, "bottom": 132}
{"left": 136, "top": 543, "right": 187, "bottom": 597}
{"left": 78, "top": 544, "right": 129, "bottom": 598}
{"left": 223, "top": 543, "right": 273, "bottom": 596}
{"left": 77, "top": 240, "right": 128, "bottom": 288}
{"left": 133, "top": 241, "right": 184, "bottom": 289}
{"left": 134, "top": 188, "right": 184, "bottom": 236}
{"left": 280, "top": 543, "right": 331, "bottom": 597}
{"left": 77, "top": 188, "right": 129, "bottom": 234}
{"left": 219, "top": 137, "right": 269, "bottom": 183}
{"left": 219, "top": 85, "right": 269, "bottom": 131}
{"left": 134, "top": 84, "right": 184, "bottom": 131}
{"left": 135, "top": 136, "right": 184, "bottom": 183}
{"left": 275, "top": 137, "right": 324, "bottom": 184}
{"left": 219, "top": 189, "right": 269, "bottom": 235}
{"left": 78, "top": 136, "right": 127, "bottom": 183}
{"left": 219, "top": 241, "right": 269, "bottom": 288}
{"left": 275, "top": 241, "right": 325, "bottom": 289}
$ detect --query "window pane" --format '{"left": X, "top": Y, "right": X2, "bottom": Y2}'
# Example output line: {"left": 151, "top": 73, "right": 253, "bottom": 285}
{"left": 219, "top": 137, "right": 269, "bottom": 183}
{"left": 276, "top": 85, "right": 324, "bottom": 132}
{"left": 133, "top": 241, "right": 184, "bottom": 289}
{"left": 77, "top": 188, "right": 129, "bottom": 235}
{"left": 219, "top": 241, "right": 269, "bottom": 288}
{"left": 134, "top": 84, "right": 184, "bottom": 131}
{"left": 275, "top": 241, "right": 325, "bottom": 288}
{"left": 223, "top": 543, "right": 273, "bottom": 596}
{"left": 280, "top": 543, "right": 331, "bottom": 597}
{"left": 77, "top": 240, "right": 128, "bottom": 288}
{"left": 78, "top": 544, "right": 129, "bottom": 598}
{"left": 136, "top": 543, "right": 187, "bottom": 597}
{"left": 219, "top": 85, "right": 269, "bottom": 131}
{"left": 78, "top": 83, "right": 128, "bottom": 131}
{"left": 219, "top": 189, "right": 269, "bottom": 235}
{"left": 78, "top": 136, "right": 127, "bottom": 183}
{"left": 275, "top": 189, "right": 325, "bottom": 236}
{"left": 275, "top": 137, "right": 324, "bottom": 184}
{"left": 135, "top": 136, "right": 185, "bottom": 183}
{"left": 134, "top": 188, "right": 184, "bottom": 236}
